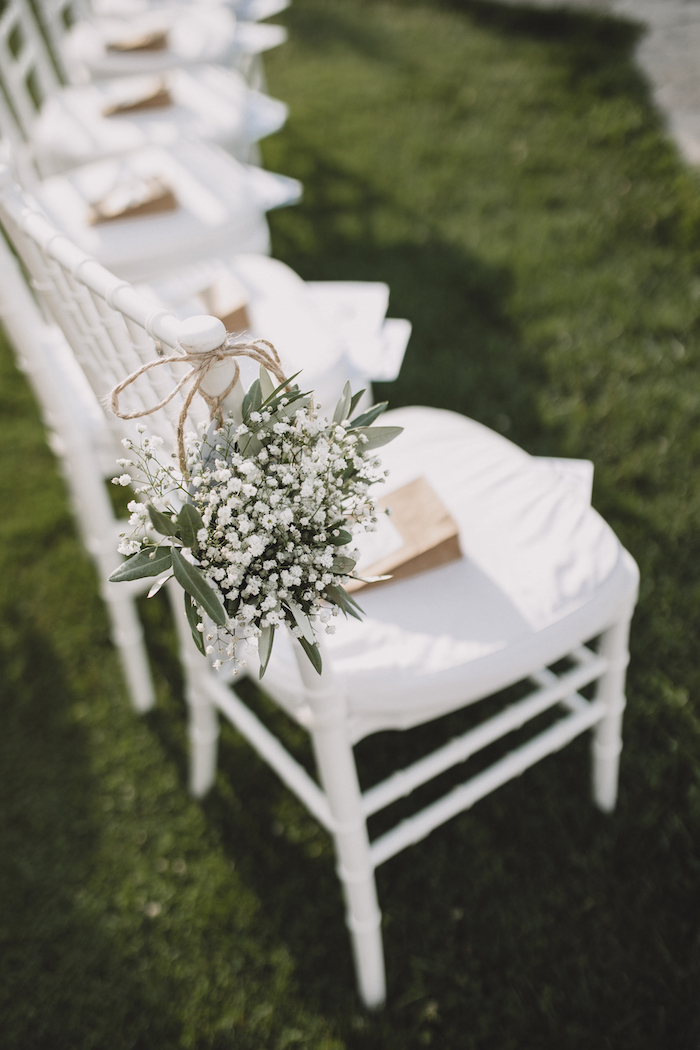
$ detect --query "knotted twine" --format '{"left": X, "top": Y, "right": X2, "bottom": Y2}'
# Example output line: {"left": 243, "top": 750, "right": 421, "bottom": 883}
{"left": 108, "top": 335, "right": 288, "bottom": 478}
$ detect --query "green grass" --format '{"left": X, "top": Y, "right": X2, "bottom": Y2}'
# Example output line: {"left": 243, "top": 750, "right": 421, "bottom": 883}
{"left": 2, "top": 0, "right": 700, "bottom": 1045}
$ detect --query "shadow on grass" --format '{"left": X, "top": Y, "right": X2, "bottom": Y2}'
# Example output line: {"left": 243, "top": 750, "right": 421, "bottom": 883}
{"left": 266, "top": 133, "right": 546, "bottom": 449}
{"left": 0, "top": 622, "right": 181, "bottom": 1050}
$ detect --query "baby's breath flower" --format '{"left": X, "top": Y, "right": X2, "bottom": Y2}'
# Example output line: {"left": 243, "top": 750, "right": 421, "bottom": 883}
{"left": 112, "top": 383, "right": 396, "bottom": 677}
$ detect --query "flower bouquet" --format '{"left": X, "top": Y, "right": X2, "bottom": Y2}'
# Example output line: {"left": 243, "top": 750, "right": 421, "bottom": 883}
{"left": 109, "top": 366, "right": 402, "bottom": 677}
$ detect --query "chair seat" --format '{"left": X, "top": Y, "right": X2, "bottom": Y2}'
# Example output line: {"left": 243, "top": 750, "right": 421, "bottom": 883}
{"left": 33, "top": 142, "right": 301, "bottom": 282}
{"left": 91, "top": 0, "right": 289, "bottom": 19}
{"left": 63, "top": 7, "right": 286, "bottom": 80}
{"left": 259, "top": 406, "right": 639, "bottom": 741}
{"left": 304, "top": 280, "right": 412, "bottom": 382}
{"left": 33, "top": 68, "right": 288, "bottom": 173}
{"left": 139, "top": 254, "right": 410, "bottom": 412}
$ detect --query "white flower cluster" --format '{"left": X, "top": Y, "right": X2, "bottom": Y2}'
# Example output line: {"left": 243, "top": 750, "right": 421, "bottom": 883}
{"left": 191, "top": 408, "right": 382, "bottom": 637}
{"left": 115, "top": 397, "right": 388, "bottom": 671}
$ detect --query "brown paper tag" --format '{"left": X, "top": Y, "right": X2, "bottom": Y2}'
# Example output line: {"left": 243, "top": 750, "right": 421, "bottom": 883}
{"left": 345, "top": 476, "right": 462, "bottom": 593}
{"left": 106, "top": 30, "right": 168, "bottom": 53}
{"left": 102, "top": 84, "right": 172, "bottom": 116}
{"left": 88, "top": 177, "right": 178, "bottom": 225}
{"left": 218, "top": 304, "right": 250, "bottom": 332}
{"left": 197, "top": 274, "right": 250, "bottom": 333}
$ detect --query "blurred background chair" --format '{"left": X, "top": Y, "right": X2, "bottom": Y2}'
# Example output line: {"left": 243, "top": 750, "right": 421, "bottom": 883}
{"left": 32, "top": 0, "right": 286, "bottom": 86}
{"left": 0, "top": 167, "right": 639, "bottom": 1011}
{"left": 0, "top": 0, "right": 288, "bottom": 173}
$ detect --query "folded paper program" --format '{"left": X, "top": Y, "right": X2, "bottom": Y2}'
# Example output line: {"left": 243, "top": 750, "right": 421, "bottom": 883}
{"left": 346, "top": 476, "right": 462, "bottom": 593}
{"left": 198, "top": 273, "right": 250, "bottom": 333}
{"left": 106, "top": 29, "right": 168, "bottom": 52}
{"left": 102, "top": 82, "right": 173, "bottom": 116}
{"left": 88, "top": 176, "right": 178, "bottom": 224}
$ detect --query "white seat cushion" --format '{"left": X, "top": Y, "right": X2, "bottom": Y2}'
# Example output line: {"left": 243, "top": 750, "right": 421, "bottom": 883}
{"left": 64, "top": 8, "right": 286, "bottom": 80}
{"left": 259, "top": 407, "right": 639, "bottom": 740}
{"left": 34, "top": 142, "right": 301, "bottom": 282}
{"left": 33, "top": 68, "right": 288, "bottom": 173}
{"left": 92, "top": 0, "right": 289, "bottom": 19}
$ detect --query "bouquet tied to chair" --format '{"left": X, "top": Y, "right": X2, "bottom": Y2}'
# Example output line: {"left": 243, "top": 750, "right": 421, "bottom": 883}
{"left": 108, "top": 336, "right": 402, "bottom": 677}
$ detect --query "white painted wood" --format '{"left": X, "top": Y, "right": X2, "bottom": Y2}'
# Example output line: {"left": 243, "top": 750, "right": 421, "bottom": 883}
{"left": 592, "top": 604, "right": 634, "bottom": 812}
{"left": 0, "top": 0, "right": 288, "bottom": 175}
{"left": 369, "top": 699, "right": 606, "bottom": 869}
{"left": 0, "top": 175, "right": 640, "bottom": 1010}
{"left": 0, "top": 231, "right": 156, "bottom": 710}
{"left": 292, "top": 637, "right": 386, "bottom": 1010}
{"left": 361, "top": 651, "right": 608, "bottom": 818}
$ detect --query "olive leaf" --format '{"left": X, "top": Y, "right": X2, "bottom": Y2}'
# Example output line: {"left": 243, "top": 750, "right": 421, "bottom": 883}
{"left": 331, "top": 554, "right": 357, "bottom": 574}
{"left": 258, "top": 624, "right": 275, "bottom": 679}
{"left": 259, "top": 364, "right": 276, "bottom": 402}
{"left": 241, "top": 378, "right": 262, "bottom": 421}
{"left": 109, "top": 546, "right": 172, "bottom": 582}
{"left": 148, "top": 505, "right": 180, "bottom": 539}
{"left": 260, "top": 371, "right": 302, "bottom": 411}
{"left": 184, "top": 593, "right": 205, "bottom": 654}
{"left": 349, "top": 401, "right": 388, "bottom": 429}
{"left": 299, "top": 636, "right": 322, "bottom": 675}
{"left": 332, "top": 381, "right": 352, "bottom": 424}
{"left": 348, "top": 388, "right": 366, "bottom": 417}
{"left": 324, "top": 583, "right": 364, "bottom": 620}
{"left": 328, "top": 528, "right": 353, "bottom": 546}
{"left": 178, "top": 502, "right": 204, "bottom": 550}
{"left": 352, "top": 425, "right": 403, "bottom": 451}
{"left": 147, "top": 570, "right": 174, "bottom": 599}
{"left": 285, "top": 599, "right": 316, "bottom": 644}
{"left": 171, "top": 548, "right": 227, "bottom": 626}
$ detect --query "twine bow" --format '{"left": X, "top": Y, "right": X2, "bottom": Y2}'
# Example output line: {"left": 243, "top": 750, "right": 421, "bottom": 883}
{"left": 108, "top": 335, "right": 288, "bottom": 477}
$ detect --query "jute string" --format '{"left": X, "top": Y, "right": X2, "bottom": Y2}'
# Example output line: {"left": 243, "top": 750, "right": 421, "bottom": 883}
{"left": 108, "top": 336, "right": 288, "bottom": 478}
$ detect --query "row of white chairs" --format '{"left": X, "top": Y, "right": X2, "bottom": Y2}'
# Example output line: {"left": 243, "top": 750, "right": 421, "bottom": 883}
{"left": 0, "top": 0, "right": 639, "bottom": 1012}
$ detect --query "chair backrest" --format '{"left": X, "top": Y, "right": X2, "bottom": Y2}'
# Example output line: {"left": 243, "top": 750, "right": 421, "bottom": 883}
{"left": 0, "top": 165, "right": 227, "bottom": 448}
{"left": 0, "top": 0, "right": 63, "bottom": 139}
{"left": 29, "top": 0, "right": 89, "bottom": 82}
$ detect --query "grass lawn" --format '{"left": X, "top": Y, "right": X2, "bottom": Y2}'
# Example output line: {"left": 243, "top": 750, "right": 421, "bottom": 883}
{"left": 2, "top": 0, "right": 700, "bottom": 1046}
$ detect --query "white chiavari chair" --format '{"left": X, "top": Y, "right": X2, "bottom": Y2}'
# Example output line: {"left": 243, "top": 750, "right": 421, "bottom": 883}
{"left": 0, "top": 168, "right": 639, "bottom": 1011}
{"left": 0, "top": 76, "right": 300, "bottom": 285}
{"left": 0, "top": 0, "right": 288, "bottom": 174}
{"left": 32, "top": 0, "right": 286, "bottom": 87}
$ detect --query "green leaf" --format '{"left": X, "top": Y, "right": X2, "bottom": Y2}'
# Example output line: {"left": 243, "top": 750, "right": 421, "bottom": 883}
{"left": 299, "top": 636, "right": 322, "bottom": 676}
{"left": 237, "top": 431, "right": 263, "bottom": 458}
{"left": 277, "top": 392, "right": 313, "bottom": 420}
{"left": 324, "top": 583, "right": 364, "bottom": 620}
{"left": 241, "top": 379, "right": 262, "bottom": 421}
{"left": 328, "top": 528, "right": 353, "bottom": 546}
{"left": 285, "top": 599, "right": 315, "bottom": 644}
{"left": 332, "top": 381, "right": 352, "bottom": 424}
{"left": 353, "top": 426, "right": 403, "bottom": 451}
{"left": 171, "top": 548, "right": 227, "bottom": 626}
{"left": 258, "top": 624, "right": 275, "bottom": 679}
{"left": 348, "top": 388, "right": 366, "bottom": 417}
{"left": 148, "top": 505, "right": 180, "bottom": 539}
{"left": 184, "top": 593, "right": 205, "bottom": 655}
{"left": 178, "top": 503, "right": 204, "bottom": 550}
{"left": 259, "top": 364, "right": 276, "bottom": 401}
{"left": 331, "top": 555, "right": 357, "bottom": 574}
{"left": 147, "top": 570, "right": 174, "bottom": 598}
{"left": 109, "top": 546, "right": 172, "bottom": 582}
{"left": 349, "top": 401, "right": 388, "bottom": 429}
{"left": 260, "top": 370, "right": 302, "bottom": 410}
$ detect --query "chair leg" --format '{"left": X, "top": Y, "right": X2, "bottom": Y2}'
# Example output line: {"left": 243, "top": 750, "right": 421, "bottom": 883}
{"left": 294, "top": 643, "right": 386, "bottom": 1009}
{"left": 102, "top": 590, "right": 155, "bottom": 713}
{"left": 312, "top": 720, "right": 385, "bottom": 1008}
{"left": 166, "top": 580, "right": 219, "bottom": 798}
{"left": 591, "top": 604, "right": 633, "bottom": 813}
